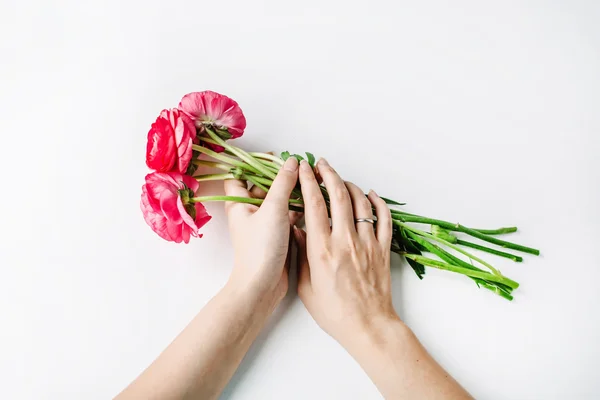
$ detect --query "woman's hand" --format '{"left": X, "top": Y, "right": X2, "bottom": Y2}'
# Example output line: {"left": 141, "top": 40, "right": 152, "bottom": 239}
{"left": 116, "top": 158, "right": 303, "bottom": 400}
{"left": 225, "top": 156, "right": 300, "bottom": 305}
{"left": 294, "top": 158, "right": 398, "bottom": 348}
{"left": 293, "top": 158, "right": 472, "bottom": 400}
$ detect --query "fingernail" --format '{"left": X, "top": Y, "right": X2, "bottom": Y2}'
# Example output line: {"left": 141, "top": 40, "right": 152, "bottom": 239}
{"left": 318, "top": 158, "right": 329, "bottom": 166}
{"left": 369, "top": 189, "right": 379, "bottom": 197}
{"left": 283, "top": 157, "right": 299, "bottom": 171}
{"left": 299, "top": 159, "right": 311, "bottom": 170}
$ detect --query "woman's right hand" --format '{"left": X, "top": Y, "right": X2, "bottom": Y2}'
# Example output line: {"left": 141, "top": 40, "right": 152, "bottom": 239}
{"left": 293, "top": 158, "right": 400, "bottom": 349}
{"left": 294, "top": 158, "right": 472, "bottom": 400}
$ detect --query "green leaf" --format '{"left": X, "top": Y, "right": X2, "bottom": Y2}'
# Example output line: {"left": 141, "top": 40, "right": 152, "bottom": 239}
{"left": 406, "top": 258, "right": 425, "bottom": 280}
{"left": 380, "top": 196, "right": 406, "bottom": 206}
{"left": 280, "top": 151, "right": 290, "bottom": 161}
{"left": 409, "top": 238, "right": 428, "bottom": 253}
{"left": 185, "top": 161, "right": 198, "bottom": 176}
{"left": 306, "top": 152, "right": 316, "bottom": 167}
{"left": 398, "top": 228, "right": 421, "bottom": 255}
{"left": 392, "top": 227, "right": 425, "bottom": 279}
{"left": 292, "top": 154, "right": 304, "bottom": 162}
{"left": 215, "top": 128, "right": 232, "bottom": 140}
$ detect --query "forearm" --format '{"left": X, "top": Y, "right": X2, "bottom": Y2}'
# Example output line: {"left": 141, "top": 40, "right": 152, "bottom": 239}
{"left": 116, "top": 280, "right": 278, "bottom": 400}
{"left": 345, "top": 317, "right": 472, "bottom": 400}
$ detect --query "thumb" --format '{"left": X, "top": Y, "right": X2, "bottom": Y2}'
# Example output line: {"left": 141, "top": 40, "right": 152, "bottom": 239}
{"left": 262, "top": 157, "right": 299, "bottom": 213}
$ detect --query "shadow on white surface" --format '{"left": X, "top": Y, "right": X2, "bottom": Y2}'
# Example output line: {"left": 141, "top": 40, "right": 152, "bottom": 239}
{"left": 220, "top": 241, "right": 300, "bottom": 399}
{"left": 220, "top": 295, "right": 296, "bottom": 399}
{"left": 390, "top": 252, "right": 408, "bottom": 321}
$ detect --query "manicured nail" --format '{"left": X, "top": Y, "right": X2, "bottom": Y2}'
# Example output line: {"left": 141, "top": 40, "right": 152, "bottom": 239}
{"left": 284, "top": 157, "right": 299, "bottom": 171}
{"left": 318, "top": 158, "right": 329, "bottom": 166}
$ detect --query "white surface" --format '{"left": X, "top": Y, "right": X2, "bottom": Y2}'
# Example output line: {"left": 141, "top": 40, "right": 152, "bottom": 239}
{"left": 1, "top": 1, "right": 599, "bottom": 399}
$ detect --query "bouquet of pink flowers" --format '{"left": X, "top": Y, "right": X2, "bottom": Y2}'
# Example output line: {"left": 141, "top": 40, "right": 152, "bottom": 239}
{"left": 141, "top": 91, "right": 539, "bottom": 301}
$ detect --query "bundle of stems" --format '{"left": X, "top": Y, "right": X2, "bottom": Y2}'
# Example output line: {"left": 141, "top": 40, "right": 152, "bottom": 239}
{"left": 189, "top": 128, "right": 540, "bottom": 301}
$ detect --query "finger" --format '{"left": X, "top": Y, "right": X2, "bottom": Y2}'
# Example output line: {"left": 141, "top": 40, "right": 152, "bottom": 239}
{"left": 250, "top": 184, "right": 267, "bottom": 199}
{"left": 345, "top": 182, "right": 376, "bottom": 241}
{"left": 223, "top": 179, "right": 253, "bottom": 216}
{"left": 293, "top": 226, "right": 311, "bottom": 295}
{"left": 283, "top": 226, "right": 293, "bottom": 274}
{"left": 368, "top": 190, "right": 393, "bottom": 247}
{"left": 316, "top": 158, "right": 354, "bottom": 235}
{"left": 298, "top": 160, "right": 330, "bottom": 238}
{"left": 261, "top": 157, "right": 299, "bottom": 215}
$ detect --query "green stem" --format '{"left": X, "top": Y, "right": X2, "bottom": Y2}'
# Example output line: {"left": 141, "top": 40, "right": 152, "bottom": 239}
{"left": 404, "top": 254, "right": 518, "bottom": 289}
{"left": 395, "top": 221, "right": 502, "bottom": 276}
{"left": 195, "top": 173, "right": 235, "bottom": 182}
{"left": 204, "top": 129, "right": 277, "bottom": 179}
{"left": 249, "top": 152, "right": 285, "bottom": 165}
{"left": 243, "top": 174, "right": 273, "bottom": 186}
{"left": 406, "top": 230, "right": 516, "bottom": 297}
{"left": 191, "top": 195, "right": 304, "bottom": 213}
{"left": 473, "top": 227, "right": 518, "bottom": 235}
{"left": 243, "top": 175, "right": 270, "bottom": 193}
{"left": 192, "top": 159, "right": 232, "bottom": 172}
{"left": 192, "top": 144, "right": 261, "bottom": 175}
{"left": 407, "top": 231, "right": 484, "bottom": 273}
{"left": 199, "top": 138, "right": 281, "bottom": 172}
{"left": 394, "top": 214, "right": 539, "bottom": 255}
{"left": 194, "top": 172, "right": 272, "bottom": 194}
{"left": 456, "top": 239, "right": 523, "bottom": 262}
{"left": 257, "top": 160, "right": 280, "bottom": 174}
{"left": 388, "top": 210, "right": 518, "bottom": 236}
{"left": 191, "top": 195, "right": 303, "bottom": 205}
{"left": 476, "top": 281, "right": 514, "bottom": 301}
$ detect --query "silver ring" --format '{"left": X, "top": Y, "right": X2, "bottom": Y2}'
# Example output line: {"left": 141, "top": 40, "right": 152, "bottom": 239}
{"left": 355, "top": 217, "right": 377, "bottom": 224}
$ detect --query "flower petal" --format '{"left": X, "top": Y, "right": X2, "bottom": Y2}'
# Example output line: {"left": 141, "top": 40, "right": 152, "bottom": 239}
{"left": 178, "top": 91, "right": 246, "bottom": 139}
{"left": 141, "top": 186, "right": 173, "bottom": 242}
{"left": 193, "top": 202, "right": 212, "bottom": 233}
{"left": 177, "top": 196, "right": 197, "bottom": 231}
{"left": 146, "top": 114, "right": 177, "bottom": 172}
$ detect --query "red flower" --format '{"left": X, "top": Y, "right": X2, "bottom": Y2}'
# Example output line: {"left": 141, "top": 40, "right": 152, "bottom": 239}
{"left": 178, "top": 91, "right": 246, "bottom": 151}
{"left": 140, "top": 172, "right": 211, "bottom": 243}
{"left": 146, "top": 109, "right": 196, "bottom": 173}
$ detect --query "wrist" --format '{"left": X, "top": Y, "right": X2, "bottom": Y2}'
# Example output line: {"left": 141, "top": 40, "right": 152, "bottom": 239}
{"left": 342, "top": 313, "right": 412, "bottom": 358}
{"left": 226, "top": 271, "right": 284, "bottom": 313}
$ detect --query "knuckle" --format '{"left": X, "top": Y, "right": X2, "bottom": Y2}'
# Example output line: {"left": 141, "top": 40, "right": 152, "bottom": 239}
{"left": 318, "top": 163, "right": 334, "bottom": 175}
{"left": 359, "top": 197, "right": 372, "bottom": 212}
{"left": 300, "top": 167, "right": 317, "bottom": 181}
{"left": 317, "top": 248, "right": 331, "bottom": 262}
{"left": 333, "top": 186, "right": 349, "bottom": 203}
{"left": 277, "top": 169, "right": 293, "bottom": 180}
{"left": 308, "top": 194, "right": 325, "bottom": 209}
{"left": 338, "top": 233, "right": 359, "bottom": 254}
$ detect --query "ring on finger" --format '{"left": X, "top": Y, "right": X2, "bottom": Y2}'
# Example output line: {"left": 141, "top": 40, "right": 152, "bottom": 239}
{"left": 355, "top": 217, "right": 377, "bottom": 224}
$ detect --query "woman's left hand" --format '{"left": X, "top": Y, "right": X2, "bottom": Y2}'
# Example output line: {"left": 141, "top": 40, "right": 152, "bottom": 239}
{"left": 224, "top": 157, "right": 301, "bottom": 304}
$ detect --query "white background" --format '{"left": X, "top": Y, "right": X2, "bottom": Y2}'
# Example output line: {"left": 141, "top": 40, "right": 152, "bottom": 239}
{"left": 1, "top": 0, "right": 599, "bottom": 399}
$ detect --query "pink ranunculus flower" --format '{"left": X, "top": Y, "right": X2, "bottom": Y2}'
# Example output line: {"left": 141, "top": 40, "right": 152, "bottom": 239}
{"left": 146, "top": 109, "right": 196, "bottom": 173}
{"left": 178, "top": 91, "right": 246, "bottom": 152}
{"left": 140, "top": 172, "right": 212, "bottom": 243}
